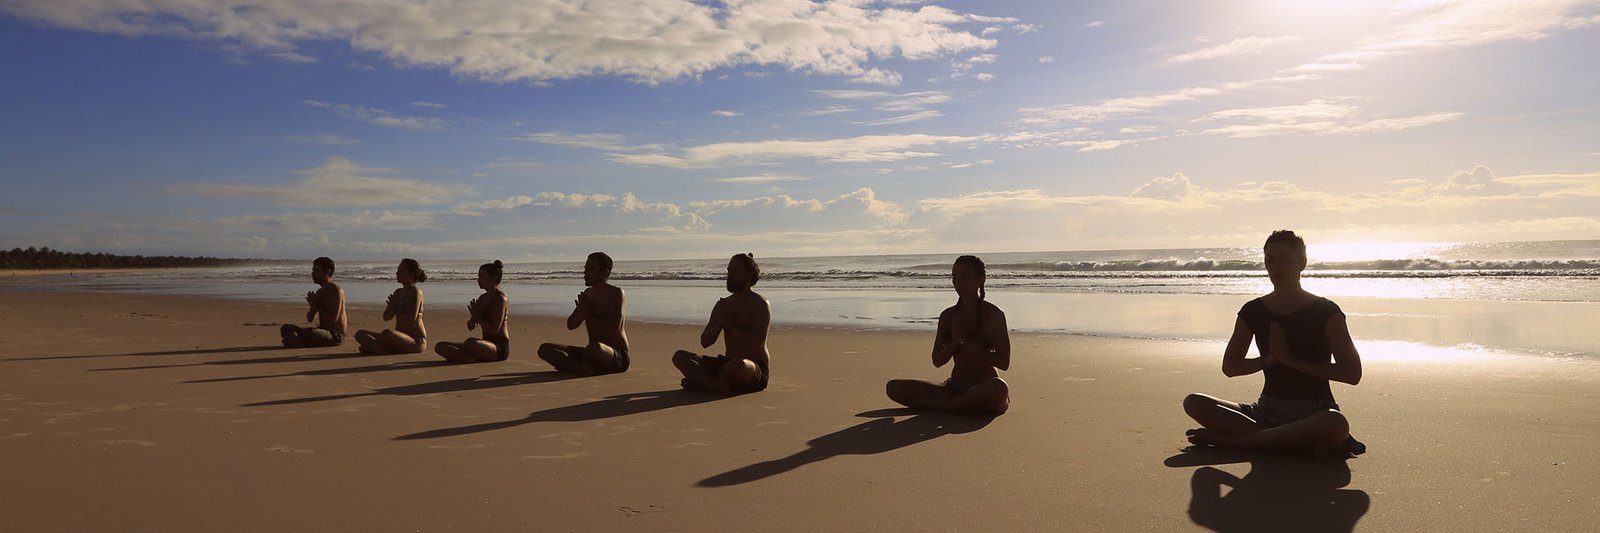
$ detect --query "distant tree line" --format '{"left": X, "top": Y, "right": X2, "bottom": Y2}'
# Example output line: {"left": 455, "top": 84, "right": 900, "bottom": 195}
{"left": 0, "top": 247, "right": 250, "bottom": 269}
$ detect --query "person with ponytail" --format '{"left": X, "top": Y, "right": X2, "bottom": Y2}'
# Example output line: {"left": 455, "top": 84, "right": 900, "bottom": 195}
{"left": 354, "top": 258, "right": 428, "bottom": 355}
{"left": 886, "top": 255, "right": 1011, "bottom": 415}
{"left": 538, "top": 252, "right": 631, "bottom": 375}
{"left": 435, "top": 260, "right": 511, "bottom": 363}
{"left": 1182, "top": 230, "right": 1365, "bottom": 458}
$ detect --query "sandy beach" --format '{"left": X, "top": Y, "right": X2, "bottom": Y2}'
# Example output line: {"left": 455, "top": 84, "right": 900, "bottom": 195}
{"left": 3, "top": 290, "right": 1598, "bottom": 531}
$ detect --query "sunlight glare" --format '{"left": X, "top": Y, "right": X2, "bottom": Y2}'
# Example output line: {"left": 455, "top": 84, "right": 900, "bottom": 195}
{"left": 1306, "top": 241, "right": 1451, "bottom": 264}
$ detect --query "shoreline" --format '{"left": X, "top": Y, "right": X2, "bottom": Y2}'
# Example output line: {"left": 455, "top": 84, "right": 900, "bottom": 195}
{"left": 5, "top": 277, "right": 1595, "bottom": 360}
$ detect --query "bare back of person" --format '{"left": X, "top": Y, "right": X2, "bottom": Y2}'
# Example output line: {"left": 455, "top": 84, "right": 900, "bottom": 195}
{"left": 316, "top": 284, "right": 347, "bottom": 334}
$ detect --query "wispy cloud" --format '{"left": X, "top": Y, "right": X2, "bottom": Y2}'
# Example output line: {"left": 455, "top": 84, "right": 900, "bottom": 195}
{"left": 303, "top": 100, "right": 447, "bottom": 131}
{"left": 1164, "top": 36, "right": 1299, "bottom": 65}
{"left": 285, "top": 133, "right": 360, "bottom": 146}
{"left": 710, "top": 175, "right": 810, "bottom": 184}
{"left": 1286, "top": 0, "right": 1600, "bottom": 73}
{"left": 180, "top": 158, "right": 467, "bottom": 208}
{"left": 857, "top": 110, "right": 943, "bottom": 126}
{"left": 1, "top": 1, "right": 1022, "bottom": 85}
{"left": 810, "top": 90, "right": 952, "bottom": 113}
{"left": 410, "top": 101, "right": 448, "bottom": 109}
{"left": 611, "top": 134, "right": 986, "bottom": 168}
{"left": 711, "top": 110, "right": 741, "bottom": 117}
{"left": 1201, "top": 99, "right": 1464, "bottom": 138}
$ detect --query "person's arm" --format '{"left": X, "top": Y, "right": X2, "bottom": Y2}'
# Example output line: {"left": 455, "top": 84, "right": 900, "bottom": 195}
{"left": 700, "top": 298, "right": 726, "bottom": 349}
{"left": 983, "top": 308, "right": 1011, "bottom": 371}
{"left": 566, "top": 290, "right": 587, "bottom": 330}
{"left": 931, "top": 308, "right": 955, "bottom": 367}
{"left": 1268, "top": 318, "right": 1362, "bottom": 385}
{"left": 1221, "top": 317, "right": 1264, "bottom": 377}
{"left": 382, "top": 290, "right": 399, "bottom": 321}
{"left": 306, "top": 290, "right": 319, "bottom": 323}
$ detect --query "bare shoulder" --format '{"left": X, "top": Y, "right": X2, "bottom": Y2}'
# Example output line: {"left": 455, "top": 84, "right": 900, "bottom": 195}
{"left": 981, "top": 301, "right": 1006, "bottom": 319}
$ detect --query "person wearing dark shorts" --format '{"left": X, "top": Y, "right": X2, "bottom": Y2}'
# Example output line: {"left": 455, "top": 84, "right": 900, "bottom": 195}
{"left": 672, "top": 253, "right": 773, "bottom": 396}
{"left": 281, "top": 324, "right": 344, "bottom": 347}
{"left": 538, "top": 252, "right": 632, "bottom": 376}
{"left": 681, "top": 354, "right": 767, "bottom": 394}
{"left": 434, "top": 260, "right": 510, "bottom": 363}
{"left": 1182, "top": 230, "right": 1366, "bottom": 458}
{"left": 282, "top": 257, "right": 347, "bottom": 348}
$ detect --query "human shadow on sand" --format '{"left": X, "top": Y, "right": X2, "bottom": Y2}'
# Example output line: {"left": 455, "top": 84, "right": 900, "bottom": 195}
{"left": 393, "top": 388, "right": 719, "bottom": 441}
{"left": 185, "top": 359, "right": 456, "bottom": 383}
{"left": 96, "top": 350, "right": 373, "bottom": 372}
{"left": 12, "top": 345, "right": 288, "bottom": 362}
{"left": 1165, "top": 446, "right": 1370, "bottom": 533}
{"left": 696, "top": 408, "right": 993, "bottom": 488}
{"left": 241, "top": 371, "right": 574, "bottom": 407}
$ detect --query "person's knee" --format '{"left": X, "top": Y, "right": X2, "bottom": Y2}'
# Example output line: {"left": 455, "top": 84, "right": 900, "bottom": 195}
{"left": 1318, "top": 409, "right": 1350, "bottom": 437}
{"left": 1182, "top": 393, "right": 1212, "bottom": 417}
{"left": 885, "top": 379, "right": 908, "bottom": 398}
{"left": 979, "top": 378, "right": 1010, "bottom": 414}
{"left": 719, "top": 359, "right": 757, "bottom": 386}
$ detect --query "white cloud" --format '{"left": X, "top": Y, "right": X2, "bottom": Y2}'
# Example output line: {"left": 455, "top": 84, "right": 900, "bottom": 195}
{"left": 516, "top": 132, "right": 637, "bottom": 151}
{"left": 410, "top": 101, "right": 448, "bottom": 109}
{"left": 1129, "top": 173, "right": 1199, "bottom": 200}
{"left": 810, "top": 89, "right": 952, "bottom": 112}
{"left": 285, "top": 133, "right": 360, "bottom": 145}
{"left": 712, "top": 110, "right": 742, "bottom": 117}
{"left": 1083, "top": 20, "right": 1104, "bottom": 29}
{"left": 2, "top": 0, "right": 1016, "bottom": 85}
{"left": 711, "top": 175, "right": 810, "bottom": 184}
{"left": 1286, "top": 0, "right": 1600, "bottom": 73}
{"left": 1201, "top": 98, "right": 1464, "bottom": 138}
{"left": 1038, "top": 55, "right": 1054, "bottom": 64}
{"left": 181, "top": 158, "right": 467, "bottom": 208}
{"left": 1164, "top": 36, "right": 1299, "bottom": 65}
{"left": 857, "top": 110, "right": 942, "bottom": 126}
{"left": 612, "top": 133, "right": 985, "bottom": 168}
{"left": 303, "top": 100, "right": 448, "bottom": 131}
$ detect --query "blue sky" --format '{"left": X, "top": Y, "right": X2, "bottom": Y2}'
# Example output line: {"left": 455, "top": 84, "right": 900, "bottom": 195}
{"left": 2, "top": 0, "right": 1597, "bottom": 261}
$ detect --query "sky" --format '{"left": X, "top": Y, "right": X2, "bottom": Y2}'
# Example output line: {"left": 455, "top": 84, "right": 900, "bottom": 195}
{"left": 1, "top": 0, "right": 1598, "bottom": 261}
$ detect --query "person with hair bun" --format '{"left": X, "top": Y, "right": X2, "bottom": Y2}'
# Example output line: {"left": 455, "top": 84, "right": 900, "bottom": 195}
{"left": 538, "top": 252, "right": 631, "bottom": 375}
{"left": 886, "top": 255, "right": 1011, "bottom": 415}
{"left": 673, "top": 253, "right": 771, "bottom": 395}
{"left": 355, "top": 258, "right": 428, "bottom": 355}
{"left": 435, "top": 260, "right": 510, "bottom": 363}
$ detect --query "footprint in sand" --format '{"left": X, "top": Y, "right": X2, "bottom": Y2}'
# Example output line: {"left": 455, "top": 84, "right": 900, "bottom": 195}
{"left": 265, "top": 445, "right": 315, "bottom": 454}
{"left": 523, "top": 451, "right": 592, "bottom": 460}
{"left": 618, "top": 504, "right": 666, "bottom": 516}
{"left": 101, "top": 439, "right": 157, "bottom": 446}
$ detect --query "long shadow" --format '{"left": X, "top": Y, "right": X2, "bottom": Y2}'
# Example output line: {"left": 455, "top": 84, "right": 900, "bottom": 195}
{"left": 11, "top": 345, "right": 288, "bottom": 362}
{"left": 97, "top": 351, "right": 372, "bottom": 372}
{"left": 696, "top": 408, "right": 994, "bottom": 488}
{"left": 243, "top": 371, "right": 574, "bottom": 407}
{"left": 1166, "top": 447, "right": 1370, "bottom": 532}
{"left": 186, "top": 359, "right": 455, "bottom": 383}
{"left": 393, "top": 388, "right": 720, "bottom": 441}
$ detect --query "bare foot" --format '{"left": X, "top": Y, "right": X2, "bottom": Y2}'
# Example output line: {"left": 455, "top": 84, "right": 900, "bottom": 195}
{"left": 1186, "top": 428, "right": 1221, "bottom": 447}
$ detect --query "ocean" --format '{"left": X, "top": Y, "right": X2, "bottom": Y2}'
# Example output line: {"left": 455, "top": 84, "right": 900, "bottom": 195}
{"left": 10, "top": 240, "right": 1599, "bottom": 359}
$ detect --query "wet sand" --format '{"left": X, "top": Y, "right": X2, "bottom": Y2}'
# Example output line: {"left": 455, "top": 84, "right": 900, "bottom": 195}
{"left": 2, "top": 291, "right": 1598, "bottom": 531}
